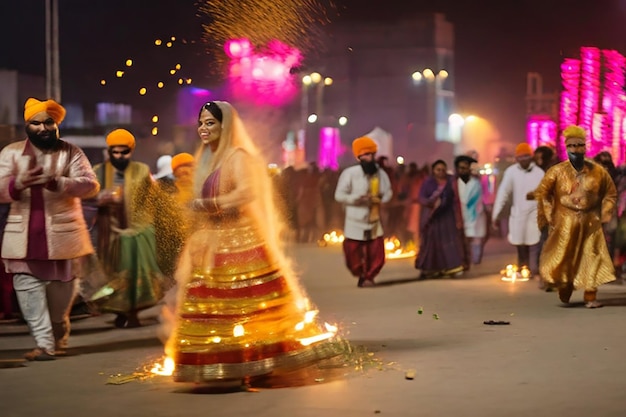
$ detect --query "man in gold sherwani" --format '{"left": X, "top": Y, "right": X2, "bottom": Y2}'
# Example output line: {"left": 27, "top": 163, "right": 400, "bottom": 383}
{"left": 535, "top": 125, "right": 617, "bottom": 308}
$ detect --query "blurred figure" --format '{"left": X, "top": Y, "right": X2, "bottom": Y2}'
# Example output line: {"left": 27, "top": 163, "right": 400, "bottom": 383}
{"left": 492, "top": 143, "right": 544, "bottom": 277}
{"left": 613, "top": 156, "right": 626, "bottom": 278}
{"left": 415, "top": 160, "right": 468, "bottom": 278}
{"left": 171, "top": 152, "right": 195, "bottom": 208}
{"left": 0, "top": 98, "right": 99, "bottom": 360}
{"left": 454, "top": 155, "right": 488, "bottom": 265}
{"left": 536, "top": 126, "right": 617, "bottom": 308}
{"left": 533, "top": 145, "right": 558, "bottom": 173}
{"left": 154, "top": 154, "right": 175, "bottom": 193}
{"left": 376, "top": 156, "right": 397, "bottom": 235}
{"left": 405, "top": 163, "right": 426, "bottom": 247}
{"left": 273, "top": 165, "right": 298, "bottom": 242}
{"left": 594, "top": 151, "right": 619, "bottom": 265}
{"left": 92, "top": 129, "right": 167, "bottom": 328}
{"left": 593, "top": 151, "right": 618, "bottom": 181}
{"left": 319, "top": 168, "right": 342, "bottom": 231}
{"left": 295, "top": 162, "right": 322, "bottom": 243}
{"left": 532, "top": 144, "right": 559, "bottom": 290}
{"left": 335, "top": 137, "right": 393, "bottom": 287}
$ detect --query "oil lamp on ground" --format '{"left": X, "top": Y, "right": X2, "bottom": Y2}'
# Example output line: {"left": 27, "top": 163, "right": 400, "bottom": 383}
{"left": 384, "top": 236, "right": 417, "bottom": 260}
{"left": 500, "top": 264, "right": 531, "bottom": 282}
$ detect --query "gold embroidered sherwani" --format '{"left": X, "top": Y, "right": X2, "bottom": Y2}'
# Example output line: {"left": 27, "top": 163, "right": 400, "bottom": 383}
{"left": 536, "top": 159, "right": 617, "bottom": 290}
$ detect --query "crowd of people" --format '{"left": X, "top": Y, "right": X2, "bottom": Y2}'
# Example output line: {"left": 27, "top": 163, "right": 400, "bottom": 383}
{"left": 0, "top": 96, "right": 623, "bottom": 382}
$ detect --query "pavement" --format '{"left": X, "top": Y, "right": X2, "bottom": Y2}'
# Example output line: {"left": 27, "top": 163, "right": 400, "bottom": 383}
{"left": 1, "top": 237, "right": 626, "bottom": 417}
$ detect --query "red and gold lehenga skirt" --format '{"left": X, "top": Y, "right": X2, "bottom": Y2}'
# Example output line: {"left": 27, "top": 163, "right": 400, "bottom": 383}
{"left": 169, "top": 217, "right": 341, "bottom": 383}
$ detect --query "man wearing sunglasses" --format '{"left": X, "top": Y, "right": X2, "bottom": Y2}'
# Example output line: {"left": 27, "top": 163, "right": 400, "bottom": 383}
{"left": 535, "top": 125, "right": 617, "bottom": 308}
{"left": 91, "top": 129, "right": 165, "bottom": 328}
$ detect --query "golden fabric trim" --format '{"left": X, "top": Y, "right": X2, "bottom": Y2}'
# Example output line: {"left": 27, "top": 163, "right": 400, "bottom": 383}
{"left": 173, "top": 340, "right": 343, "bottom": 382}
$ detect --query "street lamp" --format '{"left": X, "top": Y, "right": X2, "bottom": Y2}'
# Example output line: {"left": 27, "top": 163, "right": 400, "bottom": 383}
{"left": 300, "top": 72, "right": 334, "bottom": 163}
{"left": 45, "top": 0, "right": 61, "bottom": 100}
{"left": 411, "top": 68, "right": 449, "bottom": 86}
{"left": 448, "top": 113, "right": 477, "bottom": 153}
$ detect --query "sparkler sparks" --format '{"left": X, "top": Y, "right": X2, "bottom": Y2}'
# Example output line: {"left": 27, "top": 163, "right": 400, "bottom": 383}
{"left": 197, "top": 0, "right": 336, "bottom": 72}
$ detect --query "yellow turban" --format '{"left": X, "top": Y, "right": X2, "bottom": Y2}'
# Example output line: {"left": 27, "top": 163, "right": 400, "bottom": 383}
{"left": 515, "top": 143, "right": 533, "bottom": 157}
{"left": 106, "top": 128, "right": 136, "bottom": 149}
{"left": 352, "top": 136, "right": 378, "bottom": 158}
{"left": 171, "top": 152, "right": 194, "bottom": 172}
{"left": 563, "top": 125, "right": 586, "bottom": 141}
{"left": 23, "top": 97, "right": 66, "bottom": 124}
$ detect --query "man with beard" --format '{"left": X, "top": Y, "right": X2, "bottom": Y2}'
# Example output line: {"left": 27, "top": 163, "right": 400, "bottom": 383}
{"left": 454, "top": 155, "right": 488, "bottom": 265}
{"left": 492, "top": 143, "right": 545, "bottom": 278}
{"left": 91, "top": 129, "right": 166, "bottom": 327}
{"left": 536, "top": 125, "right": 617, "bottom": 308}
{"left": 0, "top": 98, "right": 100, "bottom": 360}
{"left": 335, "top": 136, "right": 392, "bottom": 287}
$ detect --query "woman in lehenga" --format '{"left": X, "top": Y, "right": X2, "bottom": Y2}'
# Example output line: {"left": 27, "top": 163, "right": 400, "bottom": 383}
{"left": 414, "top": 159, "right": 468, "bottom": 278}
{"left": 164, "top": 101, "right": 340, "bottom": 383}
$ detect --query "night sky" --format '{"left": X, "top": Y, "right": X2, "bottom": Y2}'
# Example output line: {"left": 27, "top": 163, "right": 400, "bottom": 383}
{"left": 1, "top": 0, "right": 625, "bottom": 139}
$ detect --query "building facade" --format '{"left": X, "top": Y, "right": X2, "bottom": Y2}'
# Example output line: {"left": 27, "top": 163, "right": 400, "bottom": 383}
{"left": 310, "top": 13, "right": 457, "bottom": 166}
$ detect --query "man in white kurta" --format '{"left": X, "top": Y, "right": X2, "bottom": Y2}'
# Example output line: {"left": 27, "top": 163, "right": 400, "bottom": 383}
{"left": 455, "top": 155, "right": 488, "bottom": 264}
{"left": 335, "top": 137, "right": 393, "bottom": 287}
{"left": 492, "top": 143, "right": 544, "bottom": 275}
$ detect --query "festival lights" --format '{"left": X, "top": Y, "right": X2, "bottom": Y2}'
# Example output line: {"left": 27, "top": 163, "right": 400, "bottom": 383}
{"left": 527, "top": 116, "right": 557, "bottom": 149}
{"left": 99, "top": 35, "right": 194, "bottom": 98}
{"left": 557, "top": 47, "right": 626, "bottom": 163}
{"left": 602, "top": 49, "right": 626, "bottom": 161}
{"left": 225, "top": 38, "right": 302, "bottom": 106}
{"left": 559, "top": 58, "right": 581, "bottom": 147}
{"left": 579, "top": 47, "right": 601, "bottom": 154}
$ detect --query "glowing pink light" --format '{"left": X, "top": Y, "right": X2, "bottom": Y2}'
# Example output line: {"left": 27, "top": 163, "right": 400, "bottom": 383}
{"left": 527, "top": 116, "right": 556, "bottom": 149}
{"left": 579, "top": 47, "right": 601, "bottom": 151}
{"left": 225, "top": 38, "right": 302, "bottom": 106}
{"left": 558, "top": 46, "right": 626, "bottom": 163}
{"left": 559, "top": 57, "right": 581, "bottom": 159}
{"left": 224, "top": 39, "right": 252, "bottom": 58}
{"left": 601, "top": 49, "right": 625, "bottom": 163}
{"left": 318, "top": 127, "right": 340, "bottom": 170}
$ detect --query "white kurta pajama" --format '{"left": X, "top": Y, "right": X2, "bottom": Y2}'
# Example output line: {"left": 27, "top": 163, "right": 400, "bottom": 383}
{"left": 458, "top": 176, "right": 487, "bottom": 264}
{"left": 492, "top": 162, "right": 544, "bottom": 272}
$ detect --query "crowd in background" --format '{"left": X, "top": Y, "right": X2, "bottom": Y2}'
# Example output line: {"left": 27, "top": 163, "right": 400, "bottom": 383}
{"left": 3, "top": 137, "right": 626, "bottom": 321}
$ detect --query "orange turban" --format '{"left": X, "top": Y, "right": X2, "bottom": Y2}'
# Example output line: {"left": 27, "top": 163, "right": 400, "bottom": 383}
{"left": 352, "top": 136, "right": 378, "bottom": 158}
{"left": 515, "top": 143, "right": 533, "bottom": 157}
{"left": 171, "top": 152, "right": 194, "bottom": 172}
{"left": 23, "top": 98, "right": 66, "bottom": 124}
{"left": 563, "top": 125, "right": 586, "bottom": 141}
{"left": 106, "top": 129, "right": 136, "bottom": 149}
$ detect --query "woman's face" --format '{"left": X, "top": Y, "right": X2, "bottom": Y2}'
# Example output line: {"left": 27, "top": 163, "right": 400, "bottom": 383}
{"left": 197, "top": 108, "right": 222, "bottom": 146}
{"left": 432, "top": 163, "right": 447, "bottom": 179}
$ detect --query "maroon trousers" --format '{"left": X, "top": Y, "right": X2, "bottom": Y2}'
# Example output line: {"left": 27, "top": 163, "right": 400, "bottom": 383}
{"left": 342, "top": 237, "right": 386, "bottom": 282}
{"left": 0, "top": 269, "right": 14, "bottom": 317}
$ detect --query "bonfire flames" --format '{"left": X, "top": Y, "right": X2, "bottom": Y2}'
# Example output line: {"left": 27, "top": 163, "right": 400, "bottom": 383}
{"left": 318, "top": 231, "right": 417, "bottom": 260}
{"left": 150, "top": 356, "right": 175, "bottom": 376}
{"left": 318, "top": 230, "right": 345, "bottom": 246}
{"left": 500, "top": 264, "right": 531, "bottom": 282}
{"left": 149, "top": 310, "right": 338, "bottom": 377}
{"left": 384, "top": 236, "right": 417, "bottom": 259}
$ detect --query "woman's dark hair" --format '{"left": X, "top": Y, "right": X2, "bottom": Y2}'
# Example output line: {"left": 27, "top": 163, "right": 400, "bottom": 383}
{"left": 431, "top": 159, "right": 447, "bottom": 171}
{"left": 199, "top": 101, "right": 223, "bottom": 122}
